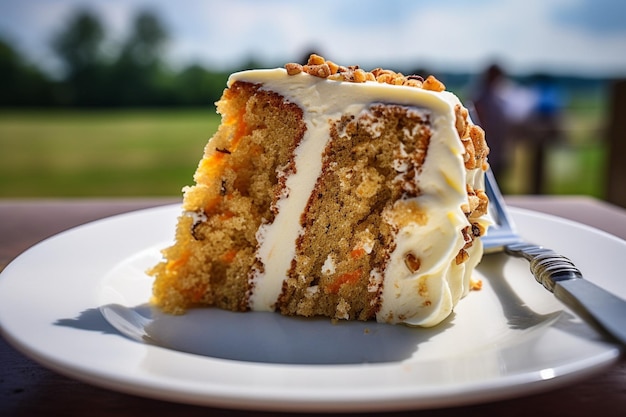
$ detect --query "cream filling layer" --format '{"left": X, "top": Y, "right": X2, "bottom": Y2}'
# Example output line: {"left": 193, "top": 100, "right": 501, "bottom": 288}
{"left": 228, "top": 69, "right": 487, "bottom": 325}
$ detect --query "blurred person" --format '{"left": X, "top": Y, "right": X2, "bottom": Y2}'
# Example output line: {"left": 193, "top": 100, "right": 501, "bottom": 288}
{"left": 472, "top": 64, "right": 508, "bottom": 178}
{"left": 471, "top": 63, "right": 536, "bottom": 187}
{"left": 524, "top": 73, "right": 566, "bottom": 194}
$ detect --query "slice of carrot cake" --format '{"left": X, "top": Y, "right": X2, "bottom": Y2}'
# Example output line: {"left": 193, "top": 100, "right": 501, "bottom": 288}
{"left": 149, "top": 54, "right": 490, "bottom": 327}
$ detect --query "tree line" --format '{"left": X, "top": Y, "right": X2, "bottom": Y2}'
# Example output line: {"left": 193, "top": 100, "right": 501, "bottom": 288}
{"left": 2, "top": 8, "right": 611, "bottom": 109}
{"left": 0, "top": 9, "right": 238, "bottom": 108}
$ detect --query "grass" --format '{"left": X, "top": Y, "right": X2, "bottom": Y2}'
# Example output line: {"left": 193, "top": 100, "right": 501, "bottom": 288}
{"left": 0, "top": 109, "right": 220, "bottom": 197}
{"left": 0, "top": 96, "right": 609, "bottom": 198}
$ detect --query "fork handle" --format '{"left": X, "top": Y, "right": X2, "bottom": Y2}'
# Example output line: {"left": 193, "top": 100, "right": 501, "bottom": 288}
{"left": 505, "top": 243, "right": 583, "bottom": 292}
{"left": 505, "top": 242, "right": 626, "bottom": 345}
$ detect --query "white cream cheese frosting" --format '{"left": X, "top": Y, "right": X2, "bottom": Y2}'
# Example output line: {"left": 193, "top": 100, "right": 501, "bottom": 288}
{"left": 229, "top": 68, "right": 488, "bottom": 326}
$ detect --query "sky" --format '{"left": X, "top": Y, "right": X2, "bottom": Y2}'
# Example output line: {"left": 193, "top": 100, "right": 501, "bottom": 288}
{"left": 1, "top": 0, "right": 626, "bottom": 78}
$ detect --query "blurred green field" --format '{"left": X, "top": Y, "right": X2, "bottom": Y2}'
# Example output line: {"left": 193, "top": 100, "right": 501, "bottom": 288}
{"left": 0, "top": 109, "right": 219, "bottom": 197}
{"left": 0, "top": 98, "right": 608, "bottom": 198}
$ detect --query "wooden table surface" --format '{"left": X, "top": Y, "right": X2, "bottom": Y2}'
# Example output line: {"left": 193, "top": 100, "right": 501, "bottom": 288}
{"left": 1, "top": 197, "right": 625, "bottom": 417}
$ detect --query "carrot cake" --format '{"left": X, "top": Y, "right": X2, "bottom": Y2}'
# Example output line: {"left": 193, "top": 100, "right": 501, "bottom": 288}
{"left": 149, "top": 54, "right": 490, "bottom": 327}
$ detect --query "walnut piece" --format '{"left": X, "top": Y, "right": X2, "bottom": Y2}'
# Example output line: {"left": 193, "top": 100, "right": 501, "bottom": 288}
{"left": 286, "top": 54, "right": 446, "bottom": 92}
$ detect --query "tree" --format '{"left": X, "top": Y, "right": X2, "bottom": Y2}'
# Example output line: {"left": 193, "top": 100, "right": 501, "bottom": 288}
{"left": 113, "top": 10, "right": 170, "bottom": 105}
{"left": 120, "top": 10, "right": 168, "bottom": 68}
{"left": 0, "top": 38, "right": 53, "bottom": 106}
{"left": 175, "top": 64, "right": 229, "bottom": 106}
{"left": 51, "top": 9, "right": 107, "bottom": 105}
{"left": 51, "top": 9, "right": 105, "bottom": 79}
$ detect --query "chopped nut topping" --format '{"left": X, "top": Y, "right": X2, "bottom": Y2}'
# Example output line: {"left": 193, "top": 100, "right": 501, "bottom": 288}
{"left": 422, "top": 75, "right": 446, "bottom": 92}
{"left": 326, "top": 60, "right": 340, "bottom": 75}
{"left": 474, "top": 190, "right": 489, "bottom": 218}
{"left": 404, "top": 253, "right": 421, "bottom": 273}
{"left": 472, "top": 222, "right": 485, "bottom": 237}
{"left": 470, "top": 279, "right": 483, "bottom": 291}
{"left": 455, "top": 249, "right": 469, "bottom": 265}
{"left": 403, "top": 78, "right": 423, "bottom": 87}
{"left": 285, "top": 62, "right": 303, "bottom": 75}
{"left": 456, "top": 112, "right": 489, "bottom": 171}
{"left": 286, "top": 54, "right": 446, "bottom": 92}
{"left": 454, "top": 105, "right": 469, "bottom": 138}
{"left": 303, "top": 63, "right": 331, "bottom": 78}
{"left": 469, "top": 125, "right": 488, "bottom": 167}
{"left": 465, "top": 184, "right": 489, "bottom": 219}
{"left": 353, "top": 68, "right": 367, "bottom": 83}
{"left": 307, "top": 53, "right": 326, "bottom": 66}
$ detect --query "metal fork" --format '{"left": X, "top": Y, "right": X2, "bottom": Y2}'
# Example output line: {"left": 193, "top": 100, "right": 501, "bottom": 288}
{"left": 482, "top": 169, "right": 626, "bottom": 345}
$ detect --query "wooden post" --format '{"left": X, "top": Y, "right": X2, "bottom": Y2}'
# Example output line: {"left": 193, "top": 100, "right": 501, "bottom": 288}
{"left": 607, "top": 80, "right": 626, "bottom": 208}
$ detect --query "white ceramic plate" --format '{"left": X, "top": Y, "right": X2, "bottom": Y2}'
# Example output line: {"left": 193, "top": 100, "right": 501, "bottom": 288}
{"left": 0, "top": 205, "right": 623, "bottom": 412}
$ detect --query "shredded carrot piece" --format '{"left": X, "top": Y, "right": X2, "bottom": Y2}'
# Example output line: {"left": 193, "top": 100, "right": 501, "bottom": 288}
{"left": 200, "top": 152, "right": 227, "bottom": 178}
{"left": 224, "top": 109, "right": 247, "bottom": 152}
{"left": 327, "top": 270, "right": 362, "bottom": 294}
{"left": 189, "top": 283, "right": 208, "bottom": 302}
{"left": 219, "top": 211, "right": 235, "bottom": 221}
{"left": 202, "top": 196, "right": 222, "bottom": 214}
{"left": 220, "top": 249, "right": 238, "bottom": 264}
{"left": 350, "top": 248, "right": 366, "bottom": 259}
{"left": 165, "top": 250, "right": 190, "bottom": 272}
{"left": 198, "top": 108, "right": 247, "bottom": 185}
